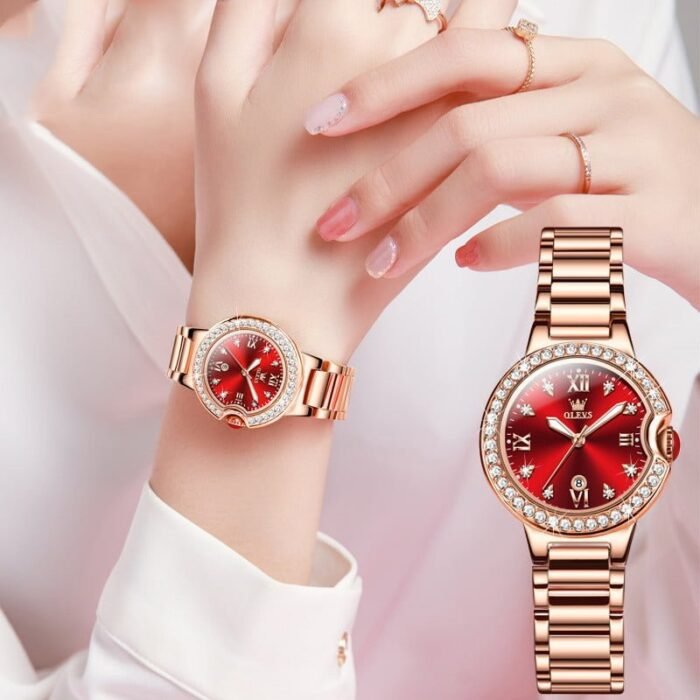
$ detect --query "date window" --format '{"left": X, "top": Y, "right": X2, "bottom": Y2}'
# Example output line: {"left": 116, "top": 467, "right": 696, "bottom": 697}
{"left": 570, "top": 475, "right": 589, "bottom": 508}
{"left": 571, "top": 475, "right": 587, "bottom": 491}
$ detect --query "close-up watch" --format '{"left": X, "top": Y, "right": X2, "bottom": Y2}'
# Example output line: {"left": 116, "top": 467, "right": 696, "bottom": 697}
{"left": 168, "top": 316, "right": 355, "bottom": 429}
{"left": 479, "top": 228, "right": 681, "bottom": 694}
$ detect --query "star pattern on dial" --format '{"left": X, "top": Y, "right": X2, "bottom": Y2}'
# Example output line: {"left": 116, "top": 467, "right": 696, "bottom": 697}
{"left": 603, "top": 483, "right": 616, "bottom": 500}
{"left": 542, "top": 379, "right": 554, "bottom": 397}
{"left": 542, "top": 484, "right": 554, "bottom": 501}
{"left": 622, "top": 461, "right": 638, "bottom": 478}
{"left": 518, "top": 403, "right": 535, "bottom": 416}
{"left": 603, "top": 379, "right": 616, "bottom": 396}
{"left": 519, "top": 461, "right": 535, "bottom": 479}
{"left": 623, "top": 402, "right": 638, "bottom": 415}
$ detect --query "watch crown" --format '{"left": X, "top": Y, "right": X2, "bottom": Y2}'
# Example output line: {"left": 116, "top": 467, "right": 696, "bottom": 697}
{"left": 226, "top": 415, "right": 245, "bottom": 430}
{"left": 662, "top": 426, "right": 680, "bottom": 462}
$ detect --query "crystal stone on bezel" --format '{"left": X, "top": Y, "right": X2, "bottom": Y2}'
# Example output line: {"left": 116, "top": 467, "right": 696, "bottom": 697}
{"left": 191, "top": 316, "right": 302, "bottom": 429}
{"left": 479, "top": 343, "right": 673, "bottom": 536}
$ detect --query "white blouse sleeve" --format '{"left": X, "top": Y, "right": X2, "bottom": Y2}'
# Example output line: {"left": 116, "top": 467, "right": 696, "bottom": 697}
{"left": 0, "top": 488, "right": 362, "bottom": 700}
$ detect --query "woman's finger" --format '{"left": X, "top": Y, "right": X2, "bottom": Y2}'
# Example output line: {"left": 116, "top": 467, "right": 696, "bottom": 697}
{"left": 363, "top": 134, "right": 623, "bottom": 279}
{"left": 273, "top": 0, "right": 302, "bottom": 49}
{"left": 32, "top": 0, "right": 108, "bottom": 108}
{"left": 305, "top": 29, "right": 606, "bottom": 137}
{"left": 198, "top": 0, "right": 278, "bottom": 105}
{"left": 316, "top": 84, "right": 603, "bottom": 242}
{"left": 455, "top": 194, "right": 629, "bottom": 271}
{"left": 450, "top": 0, "right": 517, "bottom": 29}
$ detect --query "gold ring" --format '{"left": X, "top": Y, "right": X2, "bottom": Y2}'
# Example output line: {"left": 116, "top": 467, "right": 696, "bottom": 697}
{"left": 378, "top": 0, "right": 448, "bottom": 33}
{"left": 506, "top": 18, "right": 538, "bottom": 93}
{"left": 562, "top": 133, "right": 592, "bottom": 194}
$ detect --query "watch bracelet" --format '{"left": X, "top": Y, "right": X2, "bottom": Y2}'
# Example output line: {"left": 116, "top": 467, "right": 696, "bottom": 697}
{"left": 531, "top": 227, "right": 630, "bottom": 694}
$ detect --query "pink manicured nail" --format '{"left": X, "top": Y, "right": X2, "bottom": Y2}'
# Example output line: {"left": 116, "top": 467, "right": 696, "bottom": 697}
{"left": 456, "top": 239, "right": 479, "bottom": 268}
{"left": 304, "top": 93, "right": 349, "bottom": 135}
{"left": 316, "top": 196, "right": 359, "bottom": 241}
{"left": 366, "top": 235, "right": 399, "bottom": 279}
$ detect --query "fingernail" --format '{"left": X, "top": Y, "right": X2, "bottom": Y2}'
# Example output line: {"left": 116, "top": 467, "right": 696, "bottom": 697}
{"left": 316, "top": 195, "right": 359, "bottom": 241}
{"left": 304, "top": 93, "right": 349, "bottom": 135}
{"left": 456, "top": 239, "right": 479, "bottom": 268}
{"left": 366, "top": 235, "right": 399, "bottom": 279}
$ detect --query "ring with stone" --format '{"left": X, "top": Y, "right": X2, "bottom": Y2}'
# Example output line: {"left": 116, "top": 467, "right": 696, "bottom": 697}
{"left": 377, "top": 0, "right": 448, "bottom": 33}
{"left": 505, "top": 18, "right": 538, "bottom": 93}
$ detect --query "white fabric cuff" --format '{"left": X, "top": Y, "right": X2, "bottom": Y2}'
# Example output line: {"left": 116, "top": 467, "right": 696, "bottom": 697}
{"left": 97, "top": 486, "right": 361, "bottom": 700}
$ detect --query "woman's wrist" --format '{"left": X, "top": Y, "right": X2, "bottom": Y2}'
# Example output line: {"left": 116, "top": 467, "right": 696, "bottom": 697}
{"left": 155, "top": 221, "right": 345, "bottom": 584}
{"left": 187, "top": 221, "right": 367, "bottom": 360}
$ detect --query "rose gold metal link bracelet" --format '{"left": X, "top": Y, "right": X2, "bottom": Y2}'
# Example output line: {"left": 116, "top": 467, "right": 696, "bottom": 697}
{"left": 528, "top": 228, "right": 630, "bottom": 694}
{"left": 297, "top": 356, "right": 355, "bottom": 420}
{"left": 528, "top": 228, "right": 632, "bottom": 356}
{"left": 533, "top": 542, "right": 625, "bottom": 694}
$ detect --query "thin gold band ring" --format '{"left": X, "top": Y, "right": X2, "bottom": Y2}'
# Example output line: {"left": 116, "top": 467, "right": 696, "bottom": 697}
{"left": 562, "top": 133, "right": 593, "bottom": 194}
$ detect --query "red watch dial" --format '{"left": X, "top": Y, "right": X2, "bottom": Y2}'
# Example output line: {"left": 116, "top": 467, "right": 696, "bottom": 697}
{"left": 205, "top": 331, "right": 285, "bottom": 413}
{"left": 503, "top": 360, "right": 648, "bottom": 511}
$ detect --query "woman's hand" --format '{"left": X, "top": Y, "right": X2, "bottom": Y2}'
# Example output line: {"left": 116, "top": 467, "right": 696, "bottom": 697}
{"left": 191, "top": 1, "right": 517, "bottom": 360}
{"left": 311, "top": 27, "right": 700, "bottom": 308}
{"left": 33, "top": 0, "right": 217, "bottom": 270}
{"left": 33, "top": 0, "right": 301, "bottom": 271}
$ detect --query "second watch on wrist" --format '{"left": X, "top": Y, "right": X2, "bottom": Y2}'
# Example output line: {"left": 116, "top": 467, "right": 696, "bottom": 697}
{"left": 480, "top": 228, "right": 680, "bottom": 694}
{"left": 168, "top": 315, "right": 355, "bottom": 429}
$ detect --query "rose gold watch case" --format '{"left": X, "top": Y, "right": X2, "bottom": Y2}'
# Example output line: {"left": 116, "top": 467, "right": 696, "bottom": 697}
{"left": 189, "top": 316, "right": 303, "bottom": 430}
{"left": 479, "top": 341, "right": 674, "bottom": 537}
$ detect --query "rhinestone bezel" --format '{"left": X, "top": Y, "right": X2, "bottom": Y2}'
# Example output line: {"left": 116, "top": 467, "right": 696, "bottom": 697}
{"left": 192, "top": 316, "right": 302, "bottom": 429}
{"left": 480, "top": 343, "right": 672, "bottom": 535}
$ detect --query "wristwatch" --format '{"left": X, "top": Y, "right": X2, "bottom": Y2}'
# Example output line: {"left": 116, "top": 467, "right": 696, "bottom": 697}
{"left": 479, "top": 228, "right": 680, "bottom": 694}
{"left": 168, "top": 315, "right": 355, "bottom": 429}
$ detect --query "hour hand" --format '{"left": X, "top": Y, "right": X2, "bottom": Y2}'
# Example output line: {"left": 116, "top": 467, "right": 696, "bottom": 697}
{"left": 547, "top": 417, "right": 576, "bottom": 441}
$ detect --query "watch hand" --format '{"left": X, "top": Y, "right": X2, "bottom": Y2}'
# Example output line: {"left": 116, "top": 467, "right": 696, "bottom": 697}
{"left": 580, "top": 401, "right": 627, "bottom": 439}
{"left": 226, "top": 348, "right": 246, "bottom": 372}
{"left": 546, "top": 417, "right": 576, "bottom": 441}
{"left": 542, "top": 438, "right": 581, "bottom": 491}
{"left": 542, "top": 402, "right": 627, "bottom": 493}
{"left": 245, "top": 374, "right": 259, "bottom": 404}
{"left": 224, "top": 348, "right": 260, "bottom": 403}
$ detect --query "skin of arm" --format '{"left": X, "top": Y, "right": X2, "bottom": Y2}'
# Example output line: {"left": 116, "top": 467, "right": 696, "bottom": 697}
{"left": 0, "top": 0, "right": 35, "bottom": 27}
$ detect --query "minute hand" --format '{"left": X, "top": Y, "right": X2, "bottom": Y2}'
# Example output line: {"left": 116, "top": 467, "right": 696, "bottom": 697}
{"left": 581, "top": 401, "right": 627, "bottom": 439}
